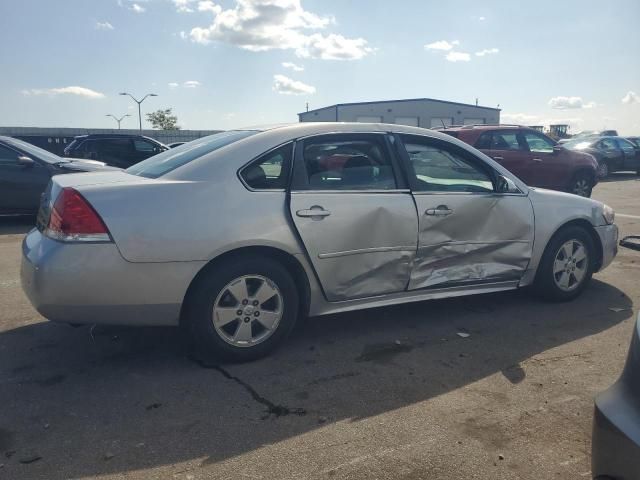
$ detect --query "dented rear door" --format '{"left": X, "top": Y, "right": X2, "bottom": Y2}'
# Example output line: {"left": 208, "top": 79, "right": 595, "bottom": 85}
{"left": 289, "top": 133, "right": 418, "bottom": 302}
{"left": 398, "top": 134, "right": 534, "bottom": 290}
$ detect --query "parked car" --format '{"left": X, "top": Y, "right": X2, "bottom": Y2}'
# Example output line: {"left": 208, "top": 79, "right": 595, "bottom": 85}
{"left": 440, "top": 125, "right": 599, "bottom": 197}
{"left": 562, "top": 136, "right": 640, "bottom": 178}
{"left": 558, "top": 130, "right": 620, "bottom": 144}
{"left": 21, "top": 123, "right": 618, "bottom": 361}
{"left": 167, "top": 141, "right": 187, "bottom": 148}
{"left": 0, "top": 136, "right": 116, "bottom": 215}
{"left": 592, "top": 311, "right": 640, "bottom": 479}
{"left": 63, "top": 134, "right": 168, "bottom": 168}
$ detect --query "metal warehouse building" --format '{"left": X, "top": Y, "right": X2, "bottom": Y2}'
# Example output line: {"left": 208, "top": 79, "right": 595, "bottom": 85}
{"left": 298, "top": 98, "right": 500, "bottom": 128}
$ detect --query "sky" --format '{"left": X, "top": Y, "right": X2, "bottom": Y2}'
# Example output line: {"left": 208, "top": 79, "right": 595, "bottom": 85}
{"left": 0, "top": 0, "right": 639, "bottom": 134}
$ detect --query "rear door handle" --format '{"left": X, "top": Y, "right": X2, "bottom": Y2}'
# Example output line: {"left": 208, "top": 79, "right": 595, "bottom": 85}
{"left": 296, "top": 206, "right": 331, "bottom": 218}
{"left": 425, "top": 205, "right": 453, "bottom": 216}
{"left": 532, "top": 158, "right": 543, "bottom": 162}
{"left": 492, "top": 156, "right": 504, "bottom": 161}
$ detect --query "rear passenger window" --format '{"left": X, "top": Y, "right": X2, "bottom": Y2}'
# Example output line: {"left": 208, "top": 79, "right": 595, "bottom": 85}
{"left": 240, "top": 143, "right": 292, "bottom": 190}
{"left": 299, "top": 135, "right": 397, "bottom": 190}
{"left": 491, "top": 132, "right": 522, "bottom": 150}
{"left": 133, "top": 140, "right": 157, "bottom": 153}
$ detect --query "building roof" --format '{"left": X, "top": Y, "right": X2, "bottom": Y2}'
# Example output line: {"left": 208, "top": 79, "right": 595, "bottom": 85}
{"left": 298, "top": 97, "right": 501, "bottom": 116}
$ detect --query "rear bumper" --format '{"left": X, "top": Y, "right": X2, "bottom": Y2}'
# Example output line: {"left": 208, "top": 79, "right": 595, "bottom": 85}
{"left": 594, "top": 224, "right": 618, "bottom": 271}
{"left": 21, "top": 229, "right": 204, "bottom": 326}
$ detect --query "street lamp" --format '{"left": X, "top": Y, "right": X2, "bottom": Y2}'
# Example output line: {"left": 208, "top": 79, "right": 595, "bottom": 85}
{"left": 119, "top": 92, "right": 158, "bottom": 131}
{"left": 105, "top": 113, "right": 131, "bottom": 130}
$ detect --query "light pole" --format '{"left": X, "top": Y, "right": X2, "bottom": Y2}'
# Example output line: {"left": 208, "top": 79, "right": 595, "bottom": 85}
{"left": 105, "top": 113, "right": 131, "bottom": 129}
{"left": 119, "top": 92, "right": 158, "bottom": 131}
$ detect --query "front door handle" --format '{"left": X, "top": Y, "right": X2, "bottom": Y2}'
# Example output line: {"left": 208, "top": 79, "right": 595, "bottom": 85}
{"left": 425, "top": 205, "right": 453, "bottom": 216}
{"left": 532, "top": 158, "right": 543, "bottom": 162}
{"left": 493, "top": 156, "right": 504, "bottom": 161}
{"left": 296, "top": 206, "right": 331, "bottom": 219}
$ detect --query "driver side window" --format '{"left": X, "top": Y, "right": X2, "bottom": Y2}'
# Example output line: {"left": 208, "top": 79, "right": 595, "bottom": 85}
{"left": 0, "top": 145, "right": 19, "bottom": 166}
{"left": 523, "top": 132, "right": 555, "bottom": 153}
{"left": 401, "top": 135, "right": 494, "bottom": 193}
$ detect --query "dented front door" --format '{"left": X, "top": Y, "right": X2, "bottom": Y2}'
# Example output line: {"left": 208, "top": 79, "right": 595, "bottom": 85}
{"left": 398, "top": 134, "right": 534, "bottom": 290}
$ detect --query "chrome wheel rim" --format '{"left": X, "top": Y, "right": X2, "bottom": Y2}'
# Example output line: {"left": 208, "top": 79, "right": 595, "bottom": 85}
{"left": 553, "top": 240, "right": 589, "bottom": 292}
{"left": 212, "top": 275, "right": 283, "bottom": 347}
{"left": 572, "top": 179, "right": 590, "bottom": 197}
{"left": 598, "top": 163, "right": 608, "bottom": 177}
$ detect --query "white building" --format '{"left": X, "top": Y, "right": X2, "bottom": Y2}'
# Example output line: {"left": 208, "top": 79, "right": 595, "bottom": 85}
{"left": 298, "top": 97, "right": 500, "bottom": 128}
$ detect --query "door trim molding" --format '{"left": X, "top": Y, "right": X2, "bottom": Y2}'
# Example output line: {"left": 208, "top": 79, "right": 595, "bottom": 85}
{"left": 318, "top": 245, "right": 416, "bottom": 259}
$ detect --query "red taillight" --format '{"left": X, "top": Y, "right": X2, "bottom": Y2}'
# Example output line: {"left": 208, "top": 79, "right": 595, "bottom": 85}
{"left": 46, "top": 188, "right": 111, "bottom": 242}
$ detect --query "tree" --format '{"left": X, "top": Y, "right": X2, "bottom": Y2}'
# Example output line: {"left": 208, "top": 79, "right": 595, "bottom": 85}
{"left": 146, "top": 108, "right": 180, "bottom": 130}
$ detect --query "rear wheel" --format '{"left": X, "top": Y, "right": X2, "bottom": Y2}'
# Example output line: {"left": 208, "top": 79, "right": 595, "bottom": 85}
{"left": 534, "top": 226, "right": 595, "bottom": 301}
{"left": 597, "top": 162, "right": 609, "bottom": 179}
{"left": 186, "top": 256, "right": 299, "bottom": 362}
{"left": 568, "top": 172, "right": 593, "bottom": 197}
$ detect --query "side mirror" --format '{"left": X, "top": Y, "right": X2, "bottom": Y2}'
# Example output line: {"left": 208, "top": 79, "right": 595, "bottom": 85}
{"left": 17, "top": 156, "right": 35, "bottom": 167}
{"left": 496, "top": 174, "right": 519, "bottom": 194}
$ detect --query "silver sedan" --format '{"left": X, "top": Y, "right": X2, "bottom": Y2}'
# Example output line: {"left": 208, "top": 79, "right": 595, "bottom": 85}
{"left": 21, "top": 123, "right": 619, "bottom": 361}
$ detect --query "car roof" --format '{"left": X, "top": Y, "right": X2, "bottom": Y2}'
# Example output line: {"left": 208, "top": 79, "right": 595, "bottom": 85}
{"left": 439, "top": 124, "right": 532, "bottom": 132}
{"left": 72, "top": 134, "right": 160, "bottom": 141}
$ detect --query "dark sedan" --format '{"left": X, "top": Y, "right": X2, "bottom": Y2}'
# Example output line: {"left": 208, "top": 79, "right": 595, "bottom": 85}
{"left": 592, "top": 310, "right": 640, "bottom": 480}
{"left": 563, "top": 136, "right": 640, "bottom": 178}
{"left": 0, "top": 136, "right": 117, "bottom": 215}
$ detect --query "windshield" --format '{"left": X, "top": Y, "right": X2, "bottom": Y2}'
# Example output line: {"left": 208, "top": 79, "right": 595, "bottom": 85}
{"left": 126, "top": 130, "right": 258, "bottom": 178}
{"left": 3, "top": 137, "right": 66, "bottom": 164}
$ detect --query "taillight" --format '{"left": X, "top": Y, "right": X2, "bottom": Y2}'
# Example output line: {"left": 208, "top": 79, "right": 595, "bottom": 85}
{"left": 45, "top": 187, "right": 111, "bottom": 243}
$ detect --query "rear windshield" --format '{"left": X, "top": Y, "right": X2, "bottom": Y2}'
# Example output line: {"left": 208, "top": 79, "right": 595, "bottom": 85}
{"left": 126, "top": 130, "right": 258, "bottom": 178}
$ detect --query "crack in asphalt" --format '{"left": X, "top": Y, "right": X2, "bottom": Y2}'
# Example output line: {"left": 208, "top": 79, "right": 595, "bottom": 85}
{"left": 190, "top": 356, "right": 306, "bottom": 419}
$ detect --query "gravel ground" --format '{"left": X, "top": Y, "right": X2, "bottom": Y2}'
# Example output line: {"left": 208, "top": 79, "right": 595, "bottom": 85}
{"left": 0, "top": 173, "right": 639, "bottom": 480}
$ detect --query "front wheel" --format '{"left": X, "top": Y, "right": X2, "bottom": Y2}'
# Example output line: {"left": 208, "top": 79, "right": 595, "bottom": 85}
{"left": 569, "top": 172, "right": 593, "bottom": 197}
{"left": 534, "top": 226, "right": 596, "bottom": 301}
{"left": 186, "top": 256, "right": 299, "bottom": 362}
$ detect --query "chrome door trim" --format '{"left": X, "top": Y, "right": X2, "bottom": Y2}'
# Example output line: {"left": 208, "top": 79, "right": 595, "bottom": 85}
{"left": 318, "top": 245, "right": 416, "bottom": 259}
{"left": 290, "top": 189, "right": 411, "bottom": 195}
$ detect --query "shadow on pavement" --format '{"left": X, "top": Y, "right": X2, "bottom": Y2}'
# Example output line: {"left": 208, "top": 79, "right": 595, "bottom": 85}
{"left": 0, "top": 279, "right": 632, "bottom": 479}
{"left": 599, "top": 172, "right": 640, "bottom": 183}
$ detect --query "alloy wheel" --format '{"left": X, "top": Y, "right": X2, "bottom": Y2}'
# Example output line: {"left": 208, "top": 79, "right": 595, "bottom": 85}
{"left": 212, "top": 275, "right": 283, "bottom": 347}
{"left": 552, "top": 239, "right": 589, "bottom": 292}
{"left": 572, "top": 178, "right": 591, "bottom": 197}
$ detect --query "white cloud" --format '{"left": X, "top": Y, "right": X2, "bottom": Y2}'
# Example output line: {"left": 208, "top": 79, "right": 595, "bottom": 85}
{"left": 273, "top": 74, "right": 315, "bottom": 95}
{"left": 131, "top": 3, "right": 145, "bottom": 13}
{"left": 198, "top": 0, "right": 221, "bottom": 13}
{"left": 95, "top": 21, "right": 114, "bottom": 30}
{"left": 22, "top": 86, "right": 105, "bottom": 99}
{"left": 168, "top": 82, "right": 180, "bottom": 88}
{"left": 282, "top": 61, "right": 304, "bottom": 71}
{"left": 173, "top": 0, "right": 195, "bottom": 12}
{"left": 183, "top": 80, "right": 201, "bottom": 87}
{"left": 475, "top": 48, "right": 499, "bottom": 56}
{"left": 445, "top": 51, "right": 470, "bottom": 62}
{"left": 189, "top": 0, "right": 372, "bottom": 60}
{"left": 548, "top": 96, "right": 596, "bottom": 109}
{"left": 424, "top": 40, "right": 459, "bottom": 51}
{"left": 479, "top": 16, "right": 486, "bottom": 21}
{"left": 622, "top": 91, "right": 640, "bottom": 104}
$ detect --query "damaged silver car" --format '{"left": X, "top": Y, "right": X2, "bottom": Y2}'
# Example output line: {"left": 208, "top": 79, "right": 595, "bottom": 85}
{"left": 21, "top": 123, "right": 619, "bottom": 361}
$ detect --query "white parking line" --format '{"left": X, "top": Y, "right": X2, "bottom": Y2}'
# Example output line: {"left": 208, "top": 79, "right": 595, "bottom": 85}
{"left": 617, "top": 213, "right": 640, "bottom": 220}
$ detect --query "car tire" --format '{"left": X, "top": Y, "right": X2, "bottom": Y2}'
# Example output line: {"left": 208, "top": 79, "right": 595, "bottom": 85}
{"left": 534, "top": 225, "right": 596, "bottom": 302}
{"left": 568, "top": 172, "right": 593, "bottom": 197}
{"left": 186, "top": 256, "right": 299, "bottom": 363}
{"left": 597, "top": 162, "right": 609, "bottom": 179}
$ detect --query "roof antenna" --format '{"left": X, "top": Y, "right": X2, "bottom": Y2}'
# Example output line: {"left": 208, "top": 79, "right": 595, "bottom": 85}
{"left": 475, "top": 98, "right": 478, "bottom": 106}
{"left": 440, "top": 118, "right": 447, "bottom": 129}
{"left": 305, "top": 102, "right": 309, "bottom": 112}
